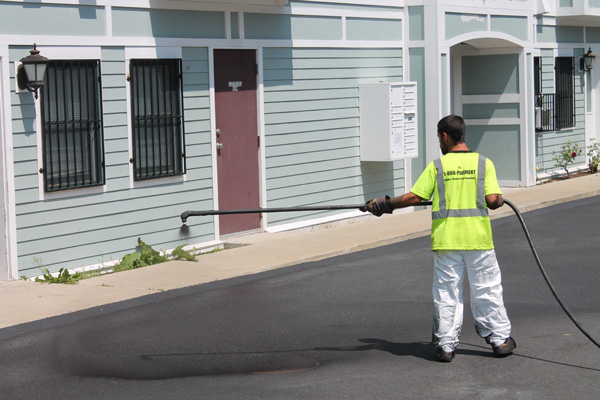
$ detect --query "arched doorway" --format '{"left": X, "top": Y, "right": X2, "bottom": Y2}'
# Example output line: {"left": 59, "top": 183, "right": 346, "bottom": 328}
{"left": 449, "top": 39, "right": 528, "bottom": 187}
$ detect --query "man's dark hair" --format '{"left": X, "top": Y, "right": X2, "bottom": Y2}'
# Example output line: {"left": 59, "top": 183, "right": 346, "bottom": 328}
{"left": 437, "top": 114, "right": 466, "bottom": 144}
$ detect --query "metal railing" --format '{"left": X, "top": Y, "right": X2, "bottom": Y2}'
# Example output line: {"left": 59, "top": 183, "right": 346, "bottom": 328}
{"left": 535, "top": 93, "right": 555, "bottom": 132}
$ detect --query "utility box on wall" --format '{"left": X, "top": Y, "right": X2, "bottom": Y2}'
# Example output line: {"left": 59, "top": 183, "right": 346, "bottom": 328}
{"left": 359, "top": 82, "right": 418, "bottom": 161}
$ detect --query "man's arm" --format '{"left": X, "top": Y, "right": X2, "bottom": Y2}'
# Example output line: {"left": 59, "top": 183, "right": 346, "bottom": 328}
{"left": 361, "top": 192, "right": 426, "bottom": 217}
{"left": 486, "top": 194, "right": 504, "bottom": 210}
{"left": 389, "top": 192, "right": 426, "bottom": 209}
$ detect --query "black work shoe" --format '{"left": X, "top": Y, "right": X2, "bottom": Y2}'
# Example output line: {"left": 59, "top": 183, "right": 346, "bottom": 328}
{"left": 492, "top": 337, "right": 516, "bottom": 358}
{"left": 436, "top": 348, "right": 455, "bottom": 362}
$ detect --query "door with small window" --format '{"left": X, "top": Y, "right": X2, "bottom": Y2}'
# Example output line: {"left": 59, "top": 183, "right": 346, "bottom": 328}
{"left": 214, "top": 49, "right": 260, "bottom": 235}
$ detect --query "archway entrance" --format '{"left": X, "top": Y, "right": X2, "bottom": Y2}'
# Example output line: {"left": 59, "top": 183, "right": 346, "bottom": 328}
{"left": 450, "top": 40, "right": 527, "bottom": 186}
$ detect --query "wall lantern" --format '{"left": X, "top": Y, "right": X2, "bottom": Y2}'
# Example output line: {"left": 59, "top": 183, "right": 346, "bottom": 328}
{"left": 580, "top": 47, "right": 596, "bottom": 73}
{"left": 17, "top": 44, "right": 49, "bottom": 99}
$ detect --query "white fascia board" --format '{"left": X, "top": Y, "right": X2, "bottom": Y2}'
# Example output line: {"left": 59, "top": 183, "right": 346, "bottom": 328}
{"left": 0, "top": 35, "right": 246, "bottom": 49}
{"left": 288, "top": 7, "right": 403, "bottom": 19}
{"left": 206, "top": 47, "right": 220, "bottom": 238}
{"left": 290, "top": 0, "right": 403, "bottom": 6}
{"left": 125, "top": 47, "right": 183, "bottom": 60}
{"left": 440, "top": 1, "right": 531, "bottom": 14}
{"left": 244, "top": 39, "right": 405, "bottom": 48}
{"left": 26, "top": 45, "right": 101, "bottom": 60}
{"left": 463, "top": 118, "right": 523, "bottom": 126}
{"left": 3, "top": 0, "right": 289, "bottom": 13}
{"left": 462, "top": 93, "right": 522, "bottom": 103}
{"left": 256, "top": 47, "right": 268, "bottom": 228}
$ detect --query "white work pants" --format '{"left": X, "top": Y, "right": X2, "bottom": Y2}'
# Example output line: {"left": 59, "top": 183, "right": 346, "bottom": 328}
{"left": 432, "top": 249, "right": 511, "bottom": 352}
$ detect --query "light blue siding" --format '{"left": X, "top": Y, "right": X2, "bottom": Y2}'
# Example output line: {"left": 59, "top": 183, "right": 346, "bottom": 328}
{"left": 245, "top": 14, "right": 342, "bottom": 40}
{"left": 112, "top": 8, "right": 225, "bottom": 38}
{"left": 263, "top": 47, "right": 405, "bottom": 226}
{"left": 408, "top": 6, "right": 425, "bottom": 41}
{"left": 536, "top": 25, "right": 584, "bottom": 43}
{"left": 346, "top": 18, "right": 402, "bottom": 41}
{"left": 445, "top": 13, "right": 487, "bottom": 40}
{"left": 0, "top": 3, "right": 105, "bottom": 36}
{"left": 586, "top": 27, "right": 600, "bottom": 43}
{"left": 409, "top": 47, "right": 426, "bottom": 182}
{"left": 467, "top": 125, "right": 521, "bottom": 181}
{"left": 441, "top": 53, "right": 448, "bottom": 116}
{"left": 463, "top": 103, "right": 520, "bottom": 119}
{"left": 231, "top": 12, "right": 240, "bottom": 39}
{"left": 491, "top": 15, "right": 528, "bottom": 41}
{"left": 462, "top": 54, "right": 519, "bottom": 95}
{"left": 289, "top": 1, "right": 401, "bottom": 12}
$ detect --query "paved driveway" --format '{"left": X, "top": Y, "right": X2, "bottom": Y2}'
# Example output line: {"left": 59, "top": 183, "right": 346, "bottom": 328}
{"left": 1, "top": 197, "right": 598, "bottom": 399}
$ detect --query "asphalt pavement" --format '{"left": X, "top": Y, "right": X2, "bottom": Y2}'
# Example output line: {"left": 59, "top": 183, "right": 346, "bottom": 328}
{"left": 0, "top": 188, "right": 598, "bottom": 399}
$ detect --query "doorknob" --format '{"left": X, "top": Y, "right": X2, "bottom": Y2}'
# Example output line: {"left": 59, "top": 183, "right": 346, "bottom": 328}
{"left": 216, "top": 142, "right": 224, "bottom": 150}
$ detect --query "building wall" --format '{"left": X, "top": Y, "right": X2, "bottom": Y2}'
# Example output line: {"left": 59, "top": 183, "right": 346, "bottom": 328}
{"left": 2, "top": 0, "right": 600, "bottom": 278}
{"left": 10, "top": 44, "right": 216, "bottom": 276}
{"left": 1, "top": 0, "right": 407, "bottom": 277}
{"left": 263, "top": 47, "right": 405, "bottom": 226}
{"left": 534, "top": 25, "right": 588, "bottom": 176}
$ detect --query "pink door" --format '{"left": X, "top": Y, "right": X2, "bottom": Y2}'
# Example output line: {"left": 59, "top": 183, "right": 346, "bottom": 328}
{"left": 214, "top": 49, "right": 260, "bottom": 235}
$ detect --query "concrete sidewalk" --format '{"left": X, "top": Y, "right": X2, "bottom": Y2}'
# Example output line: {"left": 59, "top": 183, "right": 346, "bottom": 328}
{"left": 1, "top": 173, "right": 599, "bottom": 330}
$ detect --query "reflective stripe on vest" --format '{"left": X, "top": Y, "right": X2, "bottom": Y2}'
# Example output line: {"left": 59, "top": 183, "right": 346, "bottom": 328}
{"left": 431, "top": 154, "right": 488, "bottom": 220}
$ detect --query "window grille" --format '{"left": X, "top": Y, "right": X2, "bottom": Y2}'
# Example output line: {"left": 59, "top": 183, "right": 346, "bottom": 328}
{"left": 535, "top": 93, "right": 556, "bottom": 131}
{"left": 534, "top": 57, "right": 575, "bottom": 132}
{"left": 40, "top": 60, "right": 105, "bottom": 192}
{"left": 129, "top": 59, "right": 185, "bottom": 181}
{"left": 555, "top": 57, "right": 575, "bottom": 130}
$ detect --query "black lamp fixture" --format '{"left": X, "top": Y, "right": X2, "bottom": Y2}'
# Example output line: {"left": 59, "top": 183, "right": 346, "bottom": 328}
{"left": 17, "top": 44, "right": 49, "bottom": 99}
{"left": 580, "top": 47, "right": 596, "bottom": 73}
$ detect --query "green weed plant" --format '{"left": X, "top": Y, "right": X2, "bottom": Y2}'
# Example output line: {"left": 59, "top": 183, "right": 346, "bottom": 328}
{"left": 34, "top": 267, "right": 82, "bottom": 285}
{"left": 112, "top": 238, "right": 197, "bottom": 273}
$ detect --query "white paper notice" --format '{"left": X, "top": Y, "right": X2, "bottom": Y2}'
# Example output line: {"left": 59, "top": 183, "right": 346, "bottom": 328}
{"left": 392, "top": 131, "right": 403, "bottom": 154}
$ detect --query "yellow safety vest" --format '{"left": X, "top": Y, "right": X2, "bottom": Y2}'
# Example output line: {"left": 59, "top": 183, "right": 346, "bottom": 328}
{"left": 411, "top": 152, "right": 498, "bottom": 250}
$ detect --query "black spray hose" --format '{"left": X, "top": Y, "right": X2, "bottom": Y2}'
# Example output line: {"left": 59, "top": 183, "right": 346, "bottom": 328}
{"left": 503, "top": 199, "right": 600, "bottom": 349}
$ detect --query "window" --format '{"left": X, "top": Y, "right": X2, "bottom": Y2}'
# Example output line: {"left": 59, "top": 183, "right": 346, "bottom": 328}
{"left": 129, "top": 59, "right": 185, "bottom": 181}
{"left": 40, "top": 60, "right": 105, "bottom": 192}
{"left": 555, "top": 57, "right": 575, "bottom": 130}
{"left": 534, "top": 56, "right": 575, "bottom": 132}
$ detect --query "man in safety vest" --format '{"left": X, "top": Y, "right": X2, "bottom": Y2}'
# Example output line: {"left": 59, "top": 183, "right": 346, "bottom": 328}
{"left": 361, "top": 114, "right": 516, "bottom": 362}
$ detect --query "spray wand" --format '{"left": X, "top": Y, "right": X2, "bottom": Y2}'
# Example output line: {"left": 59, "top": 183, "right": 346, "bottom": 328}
{"left": 180, "top": 204, "right": 371, "bottom": 236}
{"left": 181, "top": 204, "right": 366, "bottom": 226}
